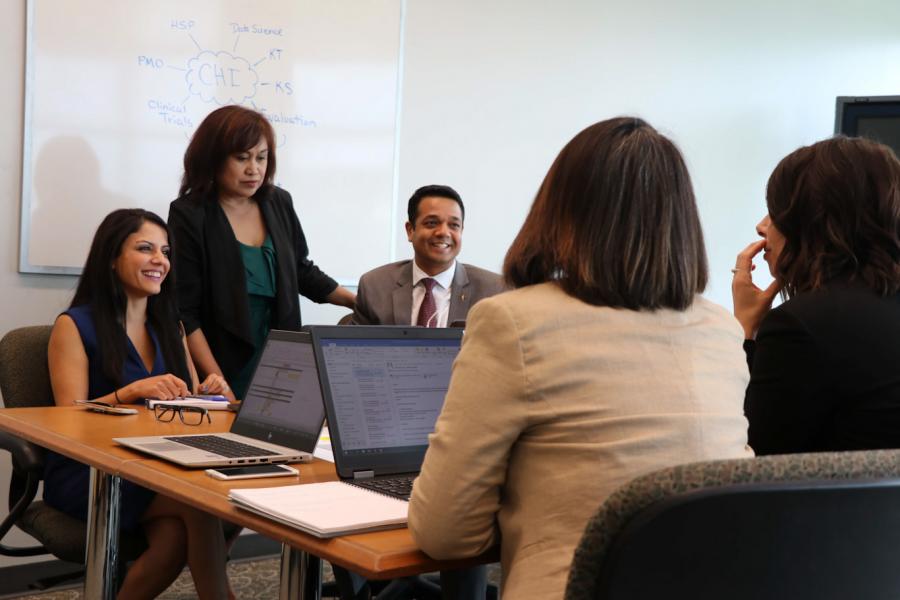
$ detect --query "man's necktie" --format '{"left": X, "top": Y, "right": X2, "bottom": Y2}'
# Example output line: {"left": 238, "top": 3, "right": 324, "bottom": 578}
{"left": 416, "top": 278, "right": 437, "bottom": 327}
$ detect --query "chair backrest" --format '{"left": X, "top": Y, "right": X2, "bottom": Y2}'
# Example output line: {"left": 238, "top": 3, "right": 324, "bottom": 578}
{"left": 0, "top": 326, "right": 54, "bottom": 408}
{"left": 565, "top": 450, "right": 900, "bottom": 600}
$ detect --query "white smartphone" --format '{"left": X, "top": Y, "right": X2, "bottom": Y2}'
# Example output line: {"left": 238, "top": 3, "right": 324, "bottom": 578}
{"left": 205, "top": 464, "right": 299, "bottom": 480}
{"left": 75, "top": 399, "right": 138, "bottom": 415}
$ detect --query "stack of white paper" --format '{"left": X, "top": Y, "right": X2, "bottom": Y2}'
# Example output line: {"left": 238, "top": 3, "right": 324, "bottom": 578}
{"left": 145, "top": 397, "right": 232, "bottom": 410}
{"left": 229, "top": 481, "right": 408, "bottom": 538}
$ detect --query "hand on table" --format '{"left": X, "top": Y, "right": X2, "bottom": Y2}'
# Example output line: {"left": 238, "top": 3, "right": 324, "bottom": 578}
{"left": 122, "top": 374, "right": 190, "bottom": 402}
{"left": 199, "top": 373, "right": 236, "bottom": 401}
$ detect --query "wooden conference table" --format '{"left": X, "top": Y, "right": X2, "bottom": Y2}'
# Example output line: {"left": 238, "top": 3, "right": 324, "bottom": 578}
{"left": 0, "top": 406, "right": 495, "bottom": 599}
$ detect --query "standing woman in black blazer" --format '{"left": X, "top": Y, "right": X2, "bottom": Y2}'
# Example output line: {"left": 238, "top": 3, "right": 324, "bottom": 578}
{"left": 169, "top": 105, "right": 356, "bottom": 399}
{"left": 732, "top": 136, "right": 900, "bottom": 455}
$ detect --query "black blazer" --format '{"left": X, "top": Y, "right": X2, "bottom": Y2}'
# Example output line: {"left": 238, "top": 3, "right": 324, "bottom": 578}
{"left": 745, "top": 283, "right": 900, "bottom": 455}
{"left": 168, "top": 186, "right": 337, "bottom": 379}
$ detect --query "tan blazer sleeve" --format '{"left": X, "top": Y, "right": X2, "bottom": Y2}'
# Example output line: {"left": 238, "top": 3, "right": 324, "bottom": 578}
{"left": 408, "top": 295, "right": 531, "bottom": 559}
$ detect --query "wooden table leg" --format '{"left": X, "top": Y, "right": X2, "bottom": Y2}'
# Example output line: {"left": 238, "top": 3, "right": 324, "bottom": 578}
{"left": 84, "top": 468, "right": 121, "bottom": 600}
{"left": 279, "top": 543, "right": 322, "bottom": 600}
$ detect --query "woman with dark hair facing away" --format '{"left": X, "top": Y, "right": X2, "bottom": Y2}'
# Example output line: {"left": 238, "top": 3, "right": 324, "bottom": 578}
{"left": 408, "top": 117, "right": 752, "bottom": 599}
{"left": 46, "top": 209, "right": 232, "bottom": 599}
{"left": 169, "top": 105, "right": 355, "bottom": 400}
{"left": 733, "top": 136, "right": 900, "bottom": 455}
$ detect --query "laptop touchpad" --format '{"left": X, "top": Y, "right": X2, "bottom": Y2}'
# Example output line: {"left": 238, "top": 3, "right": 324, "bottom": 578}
{"left": 140, "top": 441, "right": 192, "bottom": 452}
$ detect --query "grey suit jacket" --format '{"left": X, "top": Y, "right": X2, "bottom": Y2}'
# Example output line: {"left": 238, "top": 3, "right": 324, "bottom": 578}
{"left": 350, "top": 260, "right": 504, "bottom": 325}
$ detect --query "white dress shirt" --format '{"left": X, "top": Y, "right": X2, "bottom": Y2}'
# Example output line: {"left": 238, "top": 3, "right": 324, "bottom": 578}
{"left": 411, "top": 261, "right": 456, "bottom": 327}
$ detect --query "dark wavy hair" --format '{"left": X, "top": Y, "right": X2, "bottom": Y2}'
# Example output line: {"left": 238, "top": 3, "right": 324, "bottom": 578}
{"left": 503, "top": 117, "right": 708, "bottom": 310}
{"left": 179, "top": 105, "right": 277, "bottom": 198}
{"left": 71, "top": 209, "right": 192, "bottom": 387}
{"left": 767, "top": 136, "right": 900, "bottom": 297}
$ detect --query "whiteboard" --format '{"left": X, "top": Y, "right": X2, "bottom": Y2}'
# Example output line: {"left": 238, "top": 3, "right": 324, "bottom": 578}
{"left": 20, "top": 0, "right": 402, "bottom": 283}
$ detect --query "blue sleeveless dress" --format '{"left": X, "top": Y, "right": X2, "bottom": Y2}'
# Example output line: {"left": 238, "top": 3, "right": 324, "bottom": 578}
{"left": 43, "top": 305, "right": 162, "bottom": 532}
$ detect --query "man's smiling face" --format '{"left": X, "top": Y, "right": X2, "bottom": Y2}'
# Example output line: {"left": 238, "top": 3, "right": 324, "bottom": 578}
{"left": 406, "top": 196, "right": 464, "bottom": 276}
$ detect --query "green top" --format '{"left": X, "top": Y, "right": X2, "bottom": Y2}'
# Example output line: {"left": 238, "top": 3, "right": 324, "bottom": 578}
{"left": 230, "top": 236, "right": 276, "bottom": 399}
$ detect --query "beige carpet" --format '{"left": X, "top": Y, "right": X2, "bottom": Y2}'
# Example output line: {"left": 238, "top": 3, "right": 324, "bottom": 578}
{"left": 9, "top": 560, "right": 500, "bottom": 599}
{"left": 9, "top": 556, "right": 284, "bottom": 600}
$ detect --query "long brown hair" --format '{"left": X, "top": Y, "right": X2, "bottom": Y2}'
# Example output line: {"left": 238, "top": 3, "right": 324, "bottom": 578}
{"left": 72, "top": 209, "right": 192, "bottom": 387}
{"left": 503, "top": 117, "right": 707, "bottom": 310}
{"left": 767, "top": 136, "right": 900, "bottom": 297}
{"left": 179, "top": 105, "right": 277, "bottom": 198}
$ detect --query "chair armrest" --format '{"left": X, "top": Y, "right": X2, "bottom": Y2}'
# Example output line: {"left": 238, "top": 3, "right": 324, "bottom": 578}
{"left": 0, "top": 431, "right": 44, "bottom": 473}
{"left": 0, "top": 466, "right": 47, "bottom": 557}
{"left": 0, "top": 433, "right": 47, "bottom": 557}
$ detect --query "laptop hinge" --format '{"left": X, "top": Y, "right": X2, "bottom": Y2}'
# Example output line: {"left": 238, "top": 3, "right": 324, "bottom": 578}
{"left": 352, "top": 470, "right": 375, "bottom": 479}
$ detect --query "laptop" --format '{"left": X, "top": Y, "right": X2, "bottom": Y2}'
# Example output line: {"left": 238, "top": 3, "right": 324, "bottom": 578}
{"left": 307, "top": 325, "right": 463, "bottom": 501}
{"left": 115, "top": 330, "right": 325, "bottom": 467}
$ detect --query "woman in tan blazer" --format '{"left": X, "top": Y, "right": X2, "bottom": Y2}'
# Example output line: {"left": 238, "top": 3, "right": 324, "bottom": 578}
{"left": 408, "top": 117, "right": 753, "bottom": 599}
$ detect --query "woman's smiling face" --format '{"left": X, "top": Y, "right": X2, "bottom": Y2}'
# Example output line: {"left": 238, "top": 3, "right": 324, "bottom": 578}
{"left": 113, "top": 221, "right": 170, "bottom": 299}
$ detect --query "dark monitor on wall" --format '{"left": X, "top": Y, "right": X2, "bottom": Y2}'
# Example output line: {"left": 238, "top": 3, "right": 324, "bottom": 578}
{"left": 835, "top": 96, "right": 900, "bottom": 157}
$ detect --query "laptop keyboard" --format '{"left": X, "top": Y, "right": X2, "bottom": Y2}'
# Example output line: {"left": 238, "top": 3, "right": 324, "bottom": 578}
{"left": 164, "top": 435, "right": 278, "bottom": 458}
{"left": 348, "top": 475, "right": 415, "bottom": 501}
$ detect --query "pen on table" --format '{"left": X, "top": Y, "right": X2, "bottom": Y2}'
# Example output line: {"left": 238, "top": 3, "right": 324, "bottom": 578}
{"left": 186, "top": 395, "right": 229, "bottom": 402}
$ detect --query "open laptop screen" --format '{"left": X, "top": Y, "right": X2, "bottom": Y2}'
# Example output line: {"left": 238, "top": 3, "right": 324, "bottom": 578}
{"left": 308, "top": 326, "right": 463, "bottom": 477}
{"left": 230, "top": 330, "right": 325, "bottom": 452}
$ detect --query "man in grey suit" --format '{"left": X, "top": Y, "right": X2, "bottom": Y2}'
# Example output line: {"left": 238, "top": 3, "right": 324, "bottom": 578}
{"left": 342, "top": 189, "right": 502, "bottom": 596}
{"left": 351, "top": 184, "right": 504, "bottom": 326}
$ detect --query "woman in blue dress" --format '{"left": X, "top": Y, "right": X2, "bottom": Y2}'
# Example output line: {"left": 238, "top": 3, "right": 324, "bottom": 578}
{"left": 45, "top": 209, "right": 232, "bottom": 599}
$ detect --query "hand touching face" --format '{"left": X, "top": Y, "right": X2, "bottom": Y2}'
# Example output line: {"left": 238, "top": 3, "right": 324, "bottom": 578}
{"left": 756, "top": 214, "right": 786, "bottom": 277}
{"left": 732, "top": 216, "right": 784, "bottom": 339}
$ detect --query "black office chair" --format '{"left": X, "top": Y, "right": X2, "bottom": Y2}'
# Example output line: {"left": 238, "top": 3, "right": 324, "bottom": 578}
{"left": 565, "top": 449, "right": 900, "bottom": 600}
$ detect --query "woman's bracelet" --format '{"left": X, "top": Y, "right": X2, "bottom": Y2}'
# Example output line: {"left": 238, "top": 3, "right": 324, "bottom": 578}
{"left": 114, "top": 388, "right": 123, "bottom": 404}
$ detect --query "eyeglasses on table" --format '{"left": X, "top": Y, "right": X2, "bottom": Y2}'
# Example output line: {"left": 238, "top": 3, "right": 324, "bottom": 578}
{"left": 153, "top": 405, "right": 211, "bottom": 426}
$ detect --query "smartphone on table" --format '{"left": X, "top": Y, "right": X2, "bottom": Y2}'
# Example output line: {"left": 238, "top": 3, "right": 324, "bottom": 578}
{"left": 204, "top": 464, "right": 298, "bottom": 480}
{"left": 75, "top": 399, "right": 138, "bottom": 415}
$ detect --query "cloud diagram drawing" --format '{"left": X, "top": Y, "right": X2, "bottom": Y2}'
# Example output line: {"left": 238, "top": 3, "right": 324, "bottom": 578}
{"left": 186, "top": 50, "right": 259, "bottom": 105}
